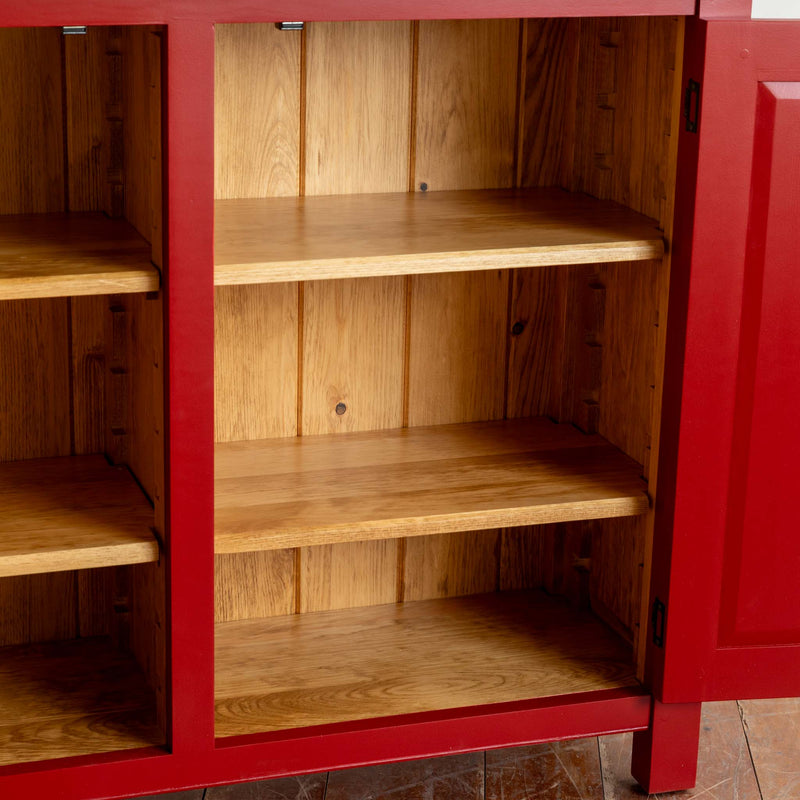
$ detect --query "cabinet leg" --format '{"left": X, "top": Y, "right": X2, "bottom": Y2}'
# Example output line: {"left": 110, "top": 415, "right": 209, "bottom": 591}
{"left": 630, "top": 699, "right": 702, "bottom": 794}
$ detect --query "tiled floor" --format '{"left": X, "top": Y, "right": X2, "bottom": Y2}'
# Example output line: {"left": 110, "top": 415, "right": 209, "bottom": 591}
{"left": 133, "top": 699, "right": 800, "bottom": 800}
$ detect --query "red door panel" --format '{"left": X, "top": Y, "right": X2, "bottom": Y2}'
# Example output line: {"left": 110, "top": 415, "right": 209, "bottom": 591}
{"left": 649, "top": 19, "right": 800, "bottom": 702}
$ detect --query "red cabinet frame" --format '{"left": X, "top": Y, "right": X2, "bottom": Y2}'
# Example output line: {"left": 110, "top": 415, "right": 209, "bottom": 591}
{"left": 0, "top": 2, "right": 798, "bottom": 798}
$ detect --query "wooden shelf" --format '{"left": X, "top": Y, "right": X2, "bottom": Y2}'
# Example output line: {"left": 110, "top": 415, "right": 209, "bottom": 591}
{"left": 0, "top": 213, "right": 159, "bottom": 300}
{"left": 214, "top": 188, "right": 665, "bottom": 285}
{"left": 0, "top": 637, "right": 162, "bottom": 766}
{"left": 215, "top": 590, "right": 638, "bottom": 737}
{"left": 0, "top": 455, "right": 159, "bottom": 578}
{"left": 215, "top": 417, "right": 649, "bottom": 553}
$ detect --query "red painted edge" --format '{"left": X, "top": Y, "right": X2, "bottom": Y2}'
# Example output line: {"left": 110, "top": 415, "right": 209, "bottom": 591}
{"left": 0, "top": 0, "right": 695, "bottom": 26}
{"left": 0, "top": 689, "right": 650, "bottom": 799}
{"left": 700, "top": 0, "right": 753, "bottom": 19}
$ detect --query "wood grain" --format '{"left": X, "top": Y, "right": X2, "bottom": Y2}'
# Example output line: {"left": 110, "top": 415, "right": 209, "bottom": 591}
{"left": 0, "top": 28, "right": 64, "bottom": 215}
{"left": 0, "top": 636, "right": 162, "bottom": 767}
{"left": 0, "top": 455, "right": 159, "bottom": 577}
{"left": 304, "top": 21, "right": 412, "bottom": 196}
{"left": 299, "top": 540, "right": 398, "bottom": 612}
{"left": 0, "top": 298, "right": 71, "bottom": 461}
{"left": 71, "top": 295, "right": 107, "bottom": 455}
{"left": 215, "top": 590, "right": 637, "bottom": 736}
{"left": 215, "top": 24, "right": 301, "bottom": 199}
{"left": 215, "top": 418, "right": 648, "bottom": 554}
{"left": 215, "top": 283, "right": 299, "bottom": 442}
{"left": 215, "top": 551, "right": 296, "bottom": 621}
{"left": 214, "top": 190, "right": 664, "bottom": 285}
{"left": 301, "top": 277, "right": 405, "bottom": 435}
{"left": 415, "top": 20, "right": 519, "bottom": 191}
{"left": 407, "top": 270, "right": 508, "bottom": 427}
{"left": 123, "top": 26, "right": 163, "bottom": 264}
{"left": 64, "top": 27, "right": 107, "bottom": 212}
{"left": 519, "top": 19, "right": 579, "bottom": 189}
{"left": 0, "top": 213, "right": 159, "bottom": 300}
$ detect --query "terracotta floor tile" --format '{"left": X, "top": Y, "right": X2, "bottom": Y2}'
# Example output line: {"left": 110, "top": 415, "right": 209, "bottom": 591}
{"left": 740, "top": 700, "right": 800, "bottom": 800}
{"left": 600, "top": 703, "right": 760, "bottom": 799}
{"left": 325, "top": 753, "right": 483, "bottom": 800}
{"left": 205, "top": 773, "right": 327, "bottom": 800}
{"left": 486, "top": 738, "right": 603, "bottom": 800}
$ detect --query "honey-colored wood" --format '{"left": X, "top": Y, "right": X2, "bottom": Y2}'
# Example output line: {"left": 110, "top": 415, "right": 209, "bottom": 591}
{"left": 215, "top": 24, "right": 301, "bottom": 199}
{"left": 403, "top": 532, "right": 498, "bottom": 602}
{"left": 123, "top": 27, "right": 163, "bottom": 265}
{"left": 407, "top": 270, "right": 508, "bottom": 427}
{"left": 0, "top": 636, "right": 161, "bottom": 767}
{"left": 0, "top": 28, "right": 64, "bottom": 215}
{"left": 300, "top": 277, "right": 406, "bottom": 610}
{"left": 0, "top": 214, "right": 159, "bottom": 300}
{"left": 215, "top": 284, "right": 299, "bottom": 442}
{"left": 0, "top": 298, "right": 71, "bottom": 462}
{"left": 215, "top": 418, "right": 648, "bottom": 554}
{"left": 299, "top": 540, "right": 399, "bottom": 613}
{"left": 71, "top": 296, "right": 107, "bottom": 455}
{"left": 414, "top": 20, "right": 519, "bottom": 191}
{"left": 64, "top": 28, "right": 107, "bottom": 212}
{"left": 519, "top": 19, "right": 579, "bottom": 188}
{"left": 215, "top": 189, "right": 663, "bottom": 285}
{"left": 305, "top": 21, "right": 412, "bottom": 196}
{"left": 215, "top": 551, "right": 296, "bottom": 622}
{"left": 302, "top": 277, "right": 405, "bottom": 435}
{"left": 214, "top": 590, "right": 637, "bottom": 736}
{"left": 0, "top": 455, "right": 159, "bottom": 578}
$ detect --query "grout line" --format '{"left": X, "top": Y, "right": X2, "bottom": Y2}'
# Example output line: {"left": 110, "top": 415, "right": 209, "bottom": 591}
{"left": 323, "top": 768, "right": 331, "bottom": 800}
{"left": 597, "top": 737, "right": 608, "bottom": 800}
{"left": 738, "top": 700, "right": 766, "bottom": 800}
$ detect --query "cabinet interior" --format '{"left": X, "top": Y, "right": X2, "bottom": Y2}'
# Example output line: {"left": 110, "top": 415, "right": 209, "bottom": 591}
{"left": 0, "top": 26, "right": 166, "bottom": 765}
{"left": 213, "top": 17, "right": 684, "bottom": 737}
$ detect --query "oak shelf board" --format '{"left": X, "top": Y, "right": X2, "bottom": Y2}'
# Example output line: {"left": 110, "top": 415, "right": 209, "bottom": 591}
{"left": 0, "top": 455, "right": 159, "bottom": 578}
{"left": 215, "top": 417, "right": 649, "bottom": 553}
{"left": 215, "top": 590, "right": 638, "bottom": 736}
{"left": 0, "top": 212, "right": 160, "bottom": 300}
{"left": 0, "top": 636, "right": 162, "bottom": 767}
{"left": 214, "top": 188, "right": 665, "bottom": 285}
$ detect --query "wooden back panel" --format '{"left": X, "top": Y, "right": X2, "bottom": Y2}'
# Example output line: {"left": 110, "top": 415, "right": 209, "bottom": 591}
{"left": 212, "top": 18, "right": 682, "bottom": 644}
{"left": 0, "top": 26, "right": 166, "bottom": 721}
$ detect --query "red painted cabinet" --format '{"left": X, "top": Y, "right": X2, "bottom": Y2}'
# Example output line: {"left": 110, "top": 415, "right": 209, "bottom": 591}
{"left": 0, "top": 2, "right": 798, "bottom": 799}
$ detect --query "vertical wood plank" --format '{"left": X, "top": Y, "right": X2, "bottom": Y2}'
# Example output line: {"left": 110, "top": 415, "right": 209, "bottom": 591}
{"left": 123, "top": 26, "right": 163, "bottom": 265}
{"left": 407, "top": 271, "right": 508, "bottom": 427}
{"left": 304, "top": 21, "right": 412, "bottom": 196}
{"left": 64, "top": 27, "right": 106, "bottom": 212}
{"left": 302, "top": 277, "right": 405, "bottom": 435}
{"left": 78, "top": 568, "right": 113, "bottom": 638}
{"left": 0, "top": 28, "right": 64, "bottom": 214}
{"left": 29, "top": 573, "right": 78, "bottom": 643}
{"left": 506, "top": 267, "right": 557, "bottom": 420}
{"left": 0, "top": 299, "right": 71, "bottom": 462}
{"left": 215, "top": 284, "right": 299, "bottom": 443}
{"left": 214, "top": 284, "right": 298, "bottom": 621}
{"left": 215, "top": 552, "right": 296, "bottom": 621}
{"left": 404, "top": 269, "right": 508, "bottom": 601}
{"left": 300, "top": 541, "right": 398, "bottom": 613}
{"left": 71, "top": 296, "right": 106, "bottom": 455}
{"left": 403, "top": 532, "right": 497, "bottom": 602}
{"left": 519, "top": 19, "right": 579, "bottom": 189}
{"left": 414, "top": 20, "right": 519, "bottom": 191}
{"left": 215, "top": 24, "right": 301, "bottom": 199}
{"left": 0, "top": 578, "right": 31, "bottom": 647}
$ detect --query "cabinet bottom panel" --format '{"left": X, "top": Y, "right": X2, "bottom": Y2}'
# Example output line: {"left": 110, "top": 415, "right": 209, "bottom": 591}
{"left": 214, "top": 589, "right": 638, "bottom": 738}
{"left": 0, "top": 637, "right": 163, "bottom": 768}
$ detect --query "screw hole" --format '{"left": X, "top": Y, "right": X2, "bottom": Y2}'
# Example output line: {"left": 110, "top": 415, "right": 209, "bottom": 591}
{"left": 335, "top": 402, "right": 347, "bottom": 416}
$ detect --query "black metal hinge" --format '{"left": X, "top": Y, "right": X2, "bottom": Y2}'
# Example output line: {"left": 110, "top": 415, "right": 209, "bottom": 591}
{"left": 684, "top": 79, "right": 701, "bottom": 134}
{"left": 652, "top": 597, "right": 666, "bottom": 647}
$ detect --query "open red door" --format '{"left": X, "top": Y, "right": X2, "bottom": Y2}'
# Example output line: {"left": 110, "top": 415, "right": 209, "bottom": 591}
{"left": 648, "top": 16, "right": 800, "bottom": 707}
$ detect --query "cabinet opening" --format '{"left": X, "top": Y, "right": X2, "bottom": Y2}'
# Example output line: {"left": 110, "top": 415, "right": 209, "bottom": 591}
{"left": 0, "top": 25, "right": 166, "bottom": 767}
{"left": 213, "top": 16, "right": 683, "bottom": 739}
